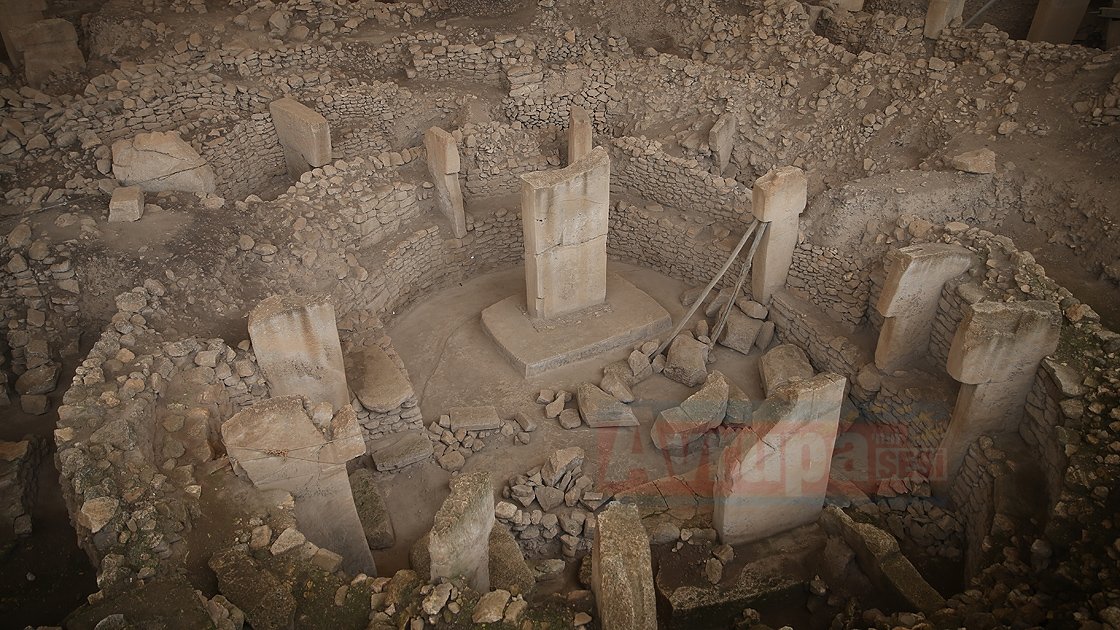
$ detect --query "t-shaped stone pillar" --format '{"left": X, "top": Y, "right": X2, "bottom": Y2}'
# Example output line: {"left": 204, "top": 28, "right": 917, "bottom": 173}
{"left": 423, "top": 126, "right": 467, "bottom": 238}
{"left": 750, "top": 166, "right": 807, "bottom": 304}
{"left": 714, "top": 372, "right": 846, "bottom": 544}
{"left": 221, "top": 396, "right": 375, "bottom": 575}
{"left": 428, "top": 471, "right": 494, "bottom": 591}
{"left": 269, "top": 98, "right": 332, "bottom": 178}
{"left": 592, "top": 502, "right": 657, "bottom": 630}
{"left": 248, "top": 295, "right": 350, "bottom": 411}
{"left": 567, "top": 105, "right": 593, "bottom": 165}
{"left": 520, "top": 146, "right": 610, "bottom": 320}
{"left": 874, "top": 244, "right": 972, "bottom": 372}
{"left": 935, "top": 301, "right": 1061, "bottom": 493}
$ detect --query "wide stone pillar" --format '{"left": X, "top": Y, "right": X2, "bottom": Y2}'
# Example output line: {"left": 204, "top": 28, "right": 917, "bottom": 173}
{"left": 521, "top": 146, "right": 610, "bottom": 320}
{"left": 0, "top": 0, "right": 45, "bottom": 67}
{"left": 750, "top": 165, "right": 806, "bottom": 305}
{"left": 567, "top": 105, "right": 593, "bottom": 165}
{"left": 269, "top": 98, "right": 332, "bottom": 178}
{"left": 13, "top": 18, "right": 85, "bottom": 88}
{"left": 221, "top": 397, "right": 375, "bottom": 575}
{"left": 714, "top": 373, "right": 846, "bottom": 545}
{"left": 924, "top": 0, "right": 965, "bottom": 38}
{"left": 1027, "top": 0, "right": 1091, "bottom": 44}
{"left": 935, "top": 301, "right": 1061, "bottom": 491}
{"left": 423, "top": 126, "right": 467, "bottom": 238}
{"left": 874, "top": 244, "right": 972, "bottom": 372}
{"left": 429, "top": 472, "right": 494, "bottom": 591}
{"left": 248, "top": 295, "right": 350, "bottom": 411}
{"left": 592, "top": 502, "right": 657, "bottom": 630}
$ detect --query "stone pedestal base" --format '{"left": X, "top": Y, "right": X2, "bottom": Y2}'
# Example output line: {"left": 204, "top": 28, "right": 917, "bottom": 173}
{"left": 481, "top": 274, "right": 672, "bottom": 377}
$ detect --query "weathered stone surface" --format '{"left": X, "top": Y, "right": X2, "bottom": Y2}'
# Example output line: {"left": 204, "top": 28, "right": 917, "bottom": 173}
{"left": 725, "top": 382, "right": 754, "bottom": 425}
{"left": 718, "top": 309, "right": 765, "bottom": 355}
{"left": 521, "top": 146, "right": 610, "bottom": 319}
{"left": 369, "top": 430, "right": 432, "bottom": 472}
{"left": 248, "top": 294, "right": 350, "bottom": 411}
{"left": 13, "top": 18, "right": 84, "bottom": 87}
{"left": 349, "top": 468, "right": 395, "bottom": 549}
{"left": 210, "top": 548, "right": 296, "bottom": 630}
{"left": 542, "top": 447, "right": 584, "bottom": 486}
{"left": 751, "top": 166, "right": 806, "bottom": 304}
{"left": 14, "top": 362, "right": 59, "bottom": 395}
{"left": 567, "top": 104, "right": 593, "bottom": 164}
{"left": 79, "top": 496, "right": 118, "bottom": 533}
{"left": 592, "top": 502, "right": 657, "bottom": 630}
{"left": 429, "top": 472, "right": 494, "bottom": 591}
{"left": 269, "top": 97, "right": 332, "bottom": 177}
{"left": 423, "top": 126, "right": 466, "bottom": 238}
{"left": 652, "top": 371, "right": 731, "bottom": 450}
{"left": 680, "top": 370, "right": 730, "bottom": 430}
{"left": 576, "top": 382, "right": 638, "bottom": 427}
{"left": 473, "top": 589, "right": 511, "bottom": 623}
{"left": 347, "top": 345, "right": 414, "bottom": 413}
{"left": 111, "top": 131, "right": 216, "bottom": 194}
{"left": 489, "top": 524, "right": 535, "bottom": 595}
{"left": 663, "top": 333, "right": 709, "bottom": 387}
{"left": 948, "top": 148, "right": 996, "bottom": 174}
{"left": 709, "top": 113, "right": 736, "bottom": 174}
{"left": 758, "top": 344, "right": 814, "bottom": 397}
{"left": 715, "top": 374, "right": 846, "bottom": 545}
{"left": 448, "top": 406, "right": 502, "bottom": 431}
{"left": 108, "top": 186, "right": 144, "bottom": 223}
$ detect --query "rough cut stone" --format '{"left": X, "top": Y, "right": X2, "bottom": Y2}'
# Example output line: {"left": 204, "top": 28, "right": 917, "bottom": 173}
{"left": 423, "top": 126, "right": 466, "bottom": 238}
{"left": 759, "top": 344, "right": 814, "bottom": 397}
{"left": 448, "top": 406, "right": 502, "bottom": 432}
{"left": 108, "top": 186, "right": 144, "bottom": 223}
{"left": 269, "top": 97, "right": 332, "bottom": 177}
{"left": 111, "top": 131, "right": 216, "bottom": 194}
{"left": 718, "top": 308, "right": 765, "bottom": 355}
{"left": 347, "top": 345, "right": 413, "bottom": 413}
{"left": 542, "top": 447, "right": 584, "bottom": 486}
{"left": 662, "top": 333, "right": 709, "bottom": 387}
{"left": 948, "top": 148, "right": 996, "bottom": 174}
{"left": 369, "top": 430, "right": 433, "bottom": 472}
{"left": 592, "top": 502, "right": 657, "bottom": 629}
{"left": 429, "top": 472, "right": 495, "bottom": 591}
{"left": 349, "top": 468, "right": 395, "bottom": 549}
{"left": 576, "top": 382, "right": 638, "bottom": 427}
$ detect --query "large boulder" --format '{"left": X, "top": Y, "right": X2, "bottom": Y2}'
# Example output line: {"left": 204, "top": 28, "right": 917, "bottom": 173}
{"left": 111, "top": 131, "right": 216, "bottom": 193}
{"left": 662, "top": 333, "right": 709, "bottom": 387}
{"left": 718, "top": 308, "right": 765, "bottom": 355}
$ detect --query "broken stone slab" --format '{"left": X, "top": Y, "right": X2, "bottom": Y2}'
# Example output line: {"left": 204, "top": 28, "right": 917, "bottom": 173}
{"left": 489, "top": 524, "right": 535, "bottom": 596}
{"left": 724, "top": 382, "right": 754, "bottom": 425}
{"left": 592, "top": 502, "right": 657, "bottom": 629}
{"left": 111, "top": 131, "right": 216, "bottom": 194}
{"left": 209, "top": 548, "right": 297, "bottom": 630}
{"left": 542, "top": 447, "right": 584, "bottom": 486}
{"left": 346, "top": 345, "right": 414, "bottom": 413}
{"left": 108, "top": 186, "right": 144, "bottom": 223}
{"left": 369, "top": 430, "right": 432, "bottom": 472}
{"left": 758, "top": 344, "right": 814, "bottom": 397}
{"left": 718, "top": 308, "right": 765, "bottom": 355}
{"left": 269, "top": 97, "right": 332, "bottom": 177}
{"left": 600, "top": 371, "right": 635, "bottom": 403}
{"left": 680, "top": 371, "right": 730, "bottom": 430}
{"left": 423, "top": 126, "right": 466, "bottom": 238}
{"left": 14, "top": 362, "right": 59, "bottom": 395}
{"left": 576, "top": 382, "right": 638, "bottom": 427}
{"left": 349, "top": 468, "right": 395, "bottom": 550}
{"left": 948, "top": 148, "right": 996, "bottom": 174}
{"left": 429, "top": 471, "right": 495, "bottom": 591}
{"left": 663, "top": 333, "right": 709, "bottom": 387}
{"left": 820, "top": 506, "right": 945, "bottom": 613}
{"left": 448, "top": 406, "right": 502, "bottom": 432}
{"left": 248, "top": 294, "right": 350, "bottom": 411}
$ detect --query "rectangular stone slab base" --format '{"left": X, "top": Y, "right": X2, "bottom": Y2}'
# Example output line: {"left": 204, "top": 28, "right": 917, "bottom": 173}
{"left": 481, "top": 274, "right": 672, "bottom": 377}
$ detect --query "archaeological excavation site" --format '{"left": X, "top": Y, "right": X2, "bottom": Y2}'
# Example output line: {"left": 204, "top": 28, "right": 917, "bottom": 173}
{"left": 2, "top": 0, "right": 1120, "bottom": 628}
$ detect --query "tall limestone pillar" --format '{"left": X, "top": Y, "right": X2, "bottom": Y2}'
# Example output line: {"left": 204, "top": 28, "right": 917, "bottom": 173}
{"left": 424, "top": 126, "right": 467, "bottom": 238}
{"left": 567, "top": 105, "right": 593, "bottom": 165}
{"left": 750, "top": 166, "right": 806, "bottom": 304}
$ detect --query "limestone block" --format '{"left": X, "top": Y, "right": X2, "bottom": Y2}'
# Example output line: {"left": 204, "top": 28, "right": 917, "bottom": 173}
{"left": 652, "top": 371, "right": 730, "bottom": 450}
{"left": 0, "top": 0, "right": 45, "bottom": 67}
{"left": 221, "top": 397, "right": 374, "bottom": 574}
{"left": 429, "top": 472, "right": 495, "bottom": 591}
{"left": 423, "top": 126, "right": 461, "bottom": 175}
{"left": 269, "top": 98, "right": 332, "bottom": 177}
{"left": 449, "top": 406, "right": 502, "bottom": 431}
{"left": 662, "top": 333, "right": 709, "bottom": 387}
{"left": 346, "top": 345, "right": 413, "bottom": 413}
{"left": 567, "top": 104, "right": 593, "bottom": 164}
{"left": 111, "top": 132, "right": 216, "bottom": 194}
{"left": 718, "top": 308, "right": 765, "bottom": 355}
{"left": 924, "top": 0, "right": 965, "bottom": 37}
{"left": 714, "top": 373, "right": 846, "bottom": 545}
{"left": 750, "top": 166, "right": 806, "bottom": 303}
{"left": 108, "top": 186, "right": 145, "bottom": 223}
{"left": 948, "top": 148, "right": 997, "bottom": 174}
{"left": 759, "top": 344, "right": 814, "bottom": 397}
{"left": 423, "top": 126, "right": 466, "bottom": 238}
{"left": 13, "top": 19, "right": 84, "bottom": 87}
{"left": 521, "top": 146, "right": 610, "bottom": 319}
{"left": 709, "top": 113, "right": 736, "bottom": 174}
{"left": 576, "top": 382, "right": 638, "bottom": 427}
{"left": 592, "top": 502, "right": 657, "bottom": 630}
{"left": 349, "top": 468, "right": 395, "bottom": 549}
{"left": 945, "top": 301, "right": 1061, "bottom": 385}
{"left": 369, "top": 430, "right": 432, "bottom": 472}
{"left": 874, "top": 244, "right": 972, "bottom": 372}
{"left": 248, "top": 295, "right": 350, "bottom": 411}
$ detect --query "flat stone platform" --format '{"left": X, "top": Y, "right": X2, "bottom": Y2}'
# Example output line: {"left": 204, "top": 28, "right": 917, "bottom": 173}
{"left": 481, "top": 274, "right": 673, "bottom": 377}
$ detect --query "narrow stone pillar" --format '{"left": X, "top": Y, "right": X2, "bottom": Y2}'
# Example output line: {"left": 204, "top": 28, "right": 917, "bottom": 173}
{"left": 750, "top": 165, "right": 806, "bottom": 305}
{"left": 0, "top": 0, "right": 45, "bottom": 67}
{"left": 592, "top": 502, "right": 657, "bottom": 630}
{"left": 248, "top": 295, "right": 350, "bottom": 411}
{"left": 521, "top": 146, "right": 610, "bottom": 320}
{"left": 708, "top": 113, "right": 737, "bottom": 175}
{"left": 13, "top": 18, "right": 85, "bottom": 88}
{"left": 567, "top": 105, "right": 593, "bottom": 165}
{"left": 429, "top": 471, "right": 494, "bottom": 591}
{"left": 924, "top": 0, "right": 965, "bottom": 38}
{"left": 936, "top": 301, "right": 1061, "bottom": 491}
{"left": 269, "top": 98, "right": 332, "bottom": 179}
{"left": 423, "top": 127, "right": 467, "bottom": 238}
{"left": 874, "top": 244, "right": 972, "bottom": 372}
{"left": 714, "top": 372, "right": 846, "bottom": 545}
{"left": 1027, "top": 0, "right": 1091, "bottom": 44}
{"left": 222, "top": 396, "right": 374, "bottom": 575}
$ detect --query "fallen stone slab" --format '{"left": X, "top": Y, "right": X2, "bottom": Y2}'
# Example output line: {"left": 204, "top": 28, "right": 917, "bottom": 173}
{"left": 489, "top": 524, "right": 535, "bottom": 596}
{"left": 663, "top": 333, "right": 709, "bottom": 387}
{"left": 576, "top": 382, "right": 638, "bottom": 427}
{"left": 542, "top": 447, "right": 584, "bottom": 486}
{"left": 592, "top": 502, "right": 657, "bottom": 629}
{"left": 679, "top": 371, "right": 730, "bottom": 430}
{"left": 111, "top": 131, "right": 216, "bottom": 194}
{"left": 718, "top": 308, "right": 765, "bottom": 355}
{"left": 347, "top": 345, "right": 414, "bottom": 413}
{"left": 349, "top": 468, "right": 395, "bottom": 549}
{"left": 448, "top": 406, "right": 502, "bottom": 432}
{"left": 651, "top": 371, "right": 730, "bottom": 450}
{"left": 369, "top": 430, "right": 432, "bottom": 472}
{"left": 758, "top": 344, "right": 814, "bottom": 397}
